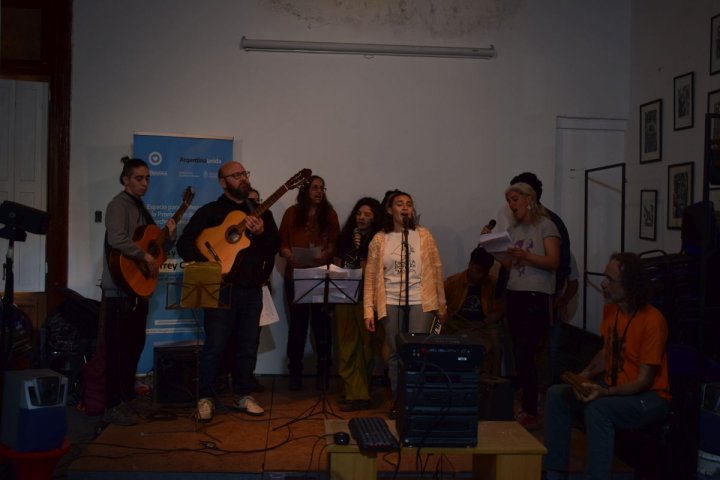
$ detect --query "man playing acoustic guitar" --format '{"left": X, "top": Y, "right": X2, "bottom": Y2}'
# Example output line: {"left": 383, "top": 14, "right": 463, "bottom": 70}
{"left": 177, "top": 161, "right": 280, "bottom": 422}
{"left": 101, "top": 156, "right": 177, "bottom": 426}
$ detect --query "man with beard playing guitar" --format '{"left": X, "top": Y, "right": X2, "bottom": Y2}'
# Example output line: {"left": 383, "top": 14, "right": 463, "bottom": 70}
{"left": 177, "top": 161, "right": 280, "bottom": 422}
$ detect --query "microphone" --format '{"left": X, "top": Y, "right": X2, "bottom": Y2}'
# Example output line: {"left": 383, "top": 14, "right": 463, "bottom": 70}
{"left": 402, "top": 216, "right": 410, "bottom": 230}
{"left": 484, "top": 219, "right": 496, "bottom": 232}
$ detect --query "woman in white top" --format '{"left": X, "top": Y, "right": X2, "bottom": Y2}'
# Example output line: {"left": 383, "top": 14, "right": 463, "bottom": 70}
{"left": 499, "top": 182, "right": 560, "bottom": 428}
{"left": 363, "top": 190, "right": 447, "bottom": 417}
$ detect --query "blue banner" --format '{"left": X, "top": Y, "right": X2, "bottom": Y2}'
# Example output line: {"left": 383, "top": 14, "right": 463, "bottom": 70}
{"left": 133, "top": 133, "right": 233, "bottom": 373}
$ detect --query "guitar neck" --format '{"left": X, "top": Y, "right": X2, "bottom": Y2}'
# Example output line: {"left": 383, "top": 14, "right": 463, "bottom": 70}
{"left": 252, "top": 184, "right": 289, "bottom": 217}
{"left": 156, "top": 200, "right": 191, "bottom": 246}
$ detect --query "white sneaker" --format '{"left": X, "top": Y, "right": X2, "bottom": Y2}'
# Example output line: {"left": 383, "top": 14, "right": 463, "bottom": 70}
{"left": 196, "top": 397, "right": 214, "bottom": 422}
{"left": 234, "top": 395, "right": 264, "bottom": 416}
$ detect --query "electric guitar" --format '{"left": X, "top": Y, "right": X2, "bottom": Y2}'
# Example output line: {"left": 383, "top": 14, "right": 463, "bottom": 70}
{"left": 109, "top": 186, "right": 195, "bottom": 298}
{"left": 195, "top": 169, "right": 311, "bottom": 277}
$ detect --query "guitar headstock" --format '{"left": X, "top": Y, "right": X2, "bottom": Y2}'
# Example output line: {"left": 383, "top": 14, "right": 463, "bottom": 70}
{"left": 286, "top": 169, "right": 312, "bottom": 190}
{"left": 182, "top": 186, "right": 196, "bottom": 206}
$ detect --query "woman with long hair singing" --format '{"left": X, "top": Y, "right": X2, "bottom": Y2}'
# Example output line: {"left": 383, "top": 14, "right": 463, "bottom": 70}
{"left": 333, "top": 197, "right": 383, "bottom": 411}
{"left": 363, "top": 190, "right": 447, "bottom": 417}
{"left": 279, "top": 175, "right": 340, "bottom": 391}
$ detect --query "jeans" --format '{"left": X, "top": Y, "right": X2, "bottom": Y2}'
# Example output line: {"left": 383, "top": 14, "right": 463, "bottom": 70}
{"left": 544, "top": 384, "right": 670, "bottom": 480}
{"left": 198, "top": 285, "right": 262, "bottom": 398}
{"left": 382, "top": 304, "right": 434, "bottom": 398}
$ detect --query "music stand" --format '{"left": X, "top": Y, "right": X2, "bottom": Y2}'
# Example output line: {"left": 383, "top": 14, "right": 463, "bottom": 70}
{"left": 164, "top": 262, "right": 231, "bottom": 406}
{"left": 274, "top": 265, "right": 362, "bottom": 429}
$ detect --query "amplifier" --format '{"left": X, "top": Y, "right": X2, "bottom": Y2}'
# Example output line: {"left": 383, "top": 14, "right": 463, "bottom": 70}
{"left": 396, "top": 413, "right": 478, "bottom": 447}
{"left": 398, "top": 369, "right": 478, "bottom": 415}
{"left": 153, "top": 344, "right": 199, "bottom": 406}
{"left": 397, "top": 332, "right": 484, "bottom": 372}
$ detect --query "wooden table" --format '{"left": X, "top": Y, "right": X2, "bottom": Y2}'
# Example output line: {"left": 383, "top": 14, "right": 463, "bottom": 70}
{"left": 325, "top": 419, "right": 546, "bottom": 480}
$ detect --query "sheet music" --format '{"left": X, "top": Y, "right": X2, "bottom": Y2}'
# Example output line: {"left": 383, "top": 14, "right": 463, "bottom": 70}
{"left": 478, "top": 231, "right": 513, "bottom": 260}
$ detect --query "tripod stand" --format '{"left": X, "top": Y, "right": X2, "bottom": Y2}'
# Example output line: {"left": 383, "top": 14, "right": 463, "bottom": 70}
{"left": 275, "top": 265, "right": 361, "bottom": 429}
{"left": 0, "top": 201, "right": 49, "bottom": 370}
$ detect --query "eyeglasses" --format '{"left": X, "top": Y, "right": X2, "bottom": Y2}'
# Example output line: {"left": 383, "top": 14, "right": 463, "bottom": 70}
{"left": 223, "top": 171, "right": 250, "bottom": 180}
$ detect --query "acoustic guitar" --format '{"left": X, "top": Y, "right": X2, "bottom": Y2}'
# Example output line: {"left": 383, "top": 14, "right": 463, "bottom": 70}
{"left": 195, "top": 169, "right": 311, "bottom": 277}
{"left": 109, "top": 186, "right": 195, "bottom": 298}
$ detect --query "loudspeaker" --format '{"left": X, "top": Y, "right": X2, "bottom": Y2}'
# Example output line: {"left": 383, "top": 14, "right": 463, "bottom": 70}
{"left": 1, "top": 369, "right": 67, "bottom": 451}
{"left": 153, "top": 344, "right": 199, "bottom": 406}
{"left": 396, "top": 342, "right": 481, "bottom": 448}
{"left": 478, "top": 374, "right": 514, "bottom": 421}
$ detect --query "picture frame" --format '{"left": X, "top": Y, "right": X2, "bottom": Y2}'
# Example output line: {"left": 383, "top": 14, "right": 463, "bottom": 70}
{"left": 640, "top": 99, "right": 662, "bottom": 164}
{"left": 639, "top": 190, "right": 658, "bottom": 241}
{"left": 673, "top": 72, "right": 694, "bottom": 130}
{"left": 667, "top": 162, "right": 694, "bottom": 230}
{"left": 711, "top": 14, "right": 720, "bottom": 75}
{"left": 707, "top": 88, "right": 720, "bottom": 114}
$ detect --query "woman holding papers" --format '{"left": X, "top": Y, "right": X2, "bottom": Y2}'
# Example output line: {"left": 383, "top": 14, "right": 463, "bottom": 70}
{"left": 363, "top": 190, "right": 447, "bottom": 418}
{"left": 333, "top": 197, "right": 383, "bottom": 411}
{"left": 499, "top": 182, "right": 560, "bottom": 429}
{"left": 279, "top": 175, "right": 340, "bottom": 391}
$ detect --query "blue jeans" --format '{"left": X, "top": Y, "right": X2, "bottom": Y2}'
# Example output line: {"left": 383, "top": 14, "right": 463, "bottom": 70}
{"left": 198, "top": 285, "right": 262, "bottom": 398}
{"left": 544, "top": 384, "right": 670, "bottom": 480}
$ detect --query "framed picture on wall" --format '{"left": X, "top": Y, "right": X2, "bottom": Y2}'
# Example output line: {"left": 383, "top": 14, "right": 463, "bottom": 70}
{"left": 640, "top": 99, "right": 662, "bottom": 164}
{"left": 639, "top": 189, "right": 658, "bottom": 241}
{"left": 711, "top": 14, "right": 720, "bottom": 75}
{"left": 673, "top": 72, "right": 694, "bottom": 130}
{"left": 667, "top": 162, "right": 694, "bottom": 230}
{"left": 709, "top": 89, "right": 720, "bottom": 118}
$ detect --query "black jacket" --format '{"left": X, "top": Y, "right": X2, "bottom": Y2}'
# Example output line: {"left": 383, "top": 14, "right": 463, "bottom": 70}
{"left": 177, "top": 195, "right": 279, "bottom": 287}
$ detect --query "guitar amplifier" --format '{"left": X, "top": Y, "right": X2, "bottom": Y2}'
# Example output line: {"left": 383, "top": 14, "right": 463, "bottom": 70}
{"left": 153, "top": 344, "right": 200, "bottom": 406}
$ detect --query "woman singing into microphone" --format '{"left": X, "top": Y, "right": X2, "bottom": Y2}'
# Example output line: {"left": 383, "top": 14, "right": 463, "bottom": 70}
{"left": 333, "top": 197, "right": 383, "bottom": 411}
{"left": 363, "top": 190, "right": 447, "bottom": 418}
{"left": 500, "top": 182, "right": 560, "bottom": 429}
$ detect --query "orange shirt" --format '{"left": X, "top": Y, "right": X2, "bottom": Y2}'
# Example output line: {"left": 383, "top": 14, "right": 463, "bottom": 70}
{"left": 601, "top": 303, "right": 671, "bottom": 400}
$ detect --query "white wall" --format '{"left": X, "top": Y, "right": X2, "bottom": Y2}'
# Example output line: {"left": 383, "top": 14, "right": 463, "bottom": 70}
{"left": 626, "top": 0, "right": 720, "bottom": 255}
{"left": 69, "top": 0, "right": 631, "bottom": 373}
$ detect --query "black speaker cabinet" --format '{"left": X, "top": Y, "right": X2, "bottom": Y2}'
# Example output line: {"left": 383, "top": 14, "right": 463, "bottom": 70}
{"left": 478, "top": 374, "right": 514, "bottom": 421}
{"left": 153, "top": 345, "right": 199, "bottom": 406}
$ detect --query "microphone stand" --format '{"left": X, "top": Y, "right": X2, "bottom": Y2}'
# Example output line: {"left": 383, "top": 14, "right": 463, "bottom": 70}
{"left": 402, "top": 220, "right": 410, "bottom": 333}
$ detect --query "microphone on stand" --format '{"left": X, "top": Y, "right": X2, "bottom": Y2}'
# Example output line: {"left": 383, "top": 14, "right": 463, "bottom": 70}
{"left": 402, "top": 215, "right": 410, "bottom": 231}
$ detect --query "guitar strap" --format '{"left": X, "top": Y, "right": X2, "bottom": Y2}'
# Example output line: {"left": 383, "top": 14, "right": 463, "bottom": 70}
{"left": 125, "top": 191, "right": 156, "bottom": 226}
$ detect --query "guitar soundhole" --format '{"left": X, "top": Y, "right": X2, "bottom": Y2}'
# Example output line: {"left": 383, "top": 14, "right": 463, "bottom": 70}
{"left": 227, "top": 228, "right": 241, "bottom": 244}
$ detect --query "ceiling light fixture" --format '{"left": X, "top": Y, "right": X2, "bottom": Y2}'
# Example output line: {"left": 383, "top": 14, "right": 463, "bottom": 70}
{"left": 240, "top": 36, "right": 496, "bottom": 60}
